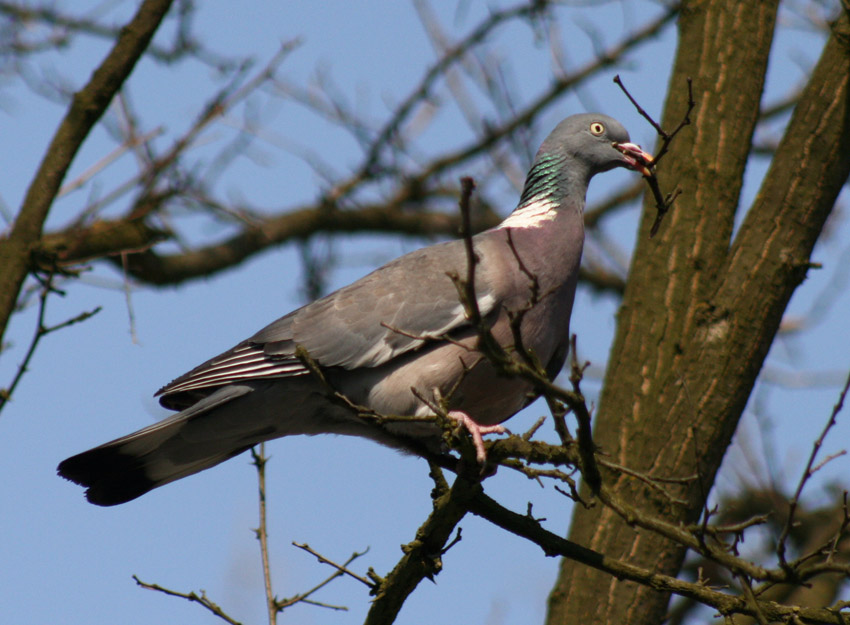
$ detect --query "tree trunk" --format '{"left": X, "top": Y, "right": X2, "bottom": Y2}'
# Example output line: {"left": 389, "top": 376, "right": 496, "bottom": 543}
{"left": 546, "top": 2, "right": 850, "bottom": 623}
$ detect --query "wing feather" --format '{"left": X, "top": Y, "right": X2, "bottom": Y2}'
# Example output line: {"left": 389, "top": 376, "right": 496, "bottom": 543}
{"left": 289, "top": 239, "right": 496, "bottom": 368}
{"left": 158, "top": 236, "right": 499, "bottom": 407}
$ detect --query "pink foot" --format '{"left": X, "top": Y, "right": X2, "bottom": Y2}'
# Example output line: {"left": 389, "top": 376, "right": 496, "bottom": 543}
{"left": 447, "top": 410, "right": 506, "bottom": 463}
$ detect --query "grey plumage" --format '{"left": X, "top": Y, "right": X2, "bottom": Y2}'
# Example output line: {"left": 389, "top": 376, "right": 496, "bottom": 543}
{"left": 58, "top": 113, "right": 652, "bottom": 505}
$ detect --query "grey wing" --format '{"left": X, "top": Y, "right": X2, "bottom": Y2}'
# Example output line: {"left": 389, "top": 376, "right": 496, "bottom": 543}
{"left": 280, "top": 239, "right": 497, "bottom": 368}
{"left": 155, "top": 321, "right": 304, "bottom": 409}
{"left": 157, "top": 238, "right": 496, "bottom": 408}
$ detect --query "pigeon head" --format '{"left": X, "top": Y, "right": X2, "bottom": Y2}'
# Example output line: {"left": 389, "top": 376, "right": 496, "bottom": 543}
{"left": 541, "top": 113, "right": 653, "bottom": 177}
{"left": 516, "top": 113, "right": 653, "bottom": 210}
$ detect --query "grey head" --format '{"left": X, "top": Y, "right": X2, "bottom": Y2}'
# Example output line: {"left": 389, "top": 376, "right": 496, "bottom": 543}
{"left": 517, "top": 113, "right": 652, "bottom": 208}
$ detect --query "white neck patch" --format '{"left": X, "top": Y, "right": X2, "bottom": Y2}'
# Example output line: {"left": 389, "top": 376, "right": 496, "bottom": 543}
{"left": 497, "top": 197, "right": 558, "bottom": 230}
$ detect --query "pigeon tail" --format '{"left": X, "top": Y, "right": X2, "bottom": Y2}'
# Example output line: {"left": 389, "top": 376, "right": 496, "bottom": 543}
{"left": 57, "top": 437, "right": 252, "bottom": 506}
{"left": 57, "top": 385, "right": 264, "bottom": 506}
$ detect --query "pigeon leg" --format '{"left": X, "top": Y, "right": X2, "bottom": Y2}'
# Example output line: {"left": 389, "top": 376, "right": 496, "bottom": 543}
{"left": 447, "top": 410, "right": 506, "bottom": 463}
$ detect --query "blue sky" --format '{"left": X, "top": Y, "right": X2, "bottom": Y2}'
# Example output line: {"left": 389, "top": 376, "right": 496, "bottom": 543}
{"left": 1, "top": 2, "right": 847, "bottom": 624}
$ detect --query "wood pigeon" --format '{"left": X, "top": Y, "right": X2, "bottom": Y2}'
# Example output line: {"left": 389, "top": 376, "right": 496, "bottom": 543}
{"left": 58, "top": 113, "right": 653, "bottom": 505}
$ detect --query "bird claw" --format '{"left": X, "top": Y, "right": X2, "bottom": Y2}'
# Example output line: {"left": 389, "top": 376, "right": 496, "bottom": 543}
{"left": 447, "top": 410, "right": 506, "bottom": 463}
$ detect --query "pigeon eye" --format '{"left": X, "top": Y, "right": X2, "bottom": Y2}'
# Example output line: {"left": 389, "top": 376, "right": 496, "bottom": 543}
{"left": 589, "top": 122, "right": 605, "bottom": 136}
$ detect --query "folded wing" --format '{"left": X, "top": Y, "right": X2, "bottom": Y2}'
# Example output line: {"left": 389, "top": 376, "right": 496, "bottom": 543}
{"left": 158, "top": 239, "right": 496, "bottom": 408}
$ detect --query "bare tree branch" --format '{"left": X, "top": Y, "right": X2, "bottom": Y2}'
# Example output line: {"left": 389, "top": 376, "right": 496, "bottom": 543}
{"left": 0, "top": 0, "right": 174, "bottom": 346}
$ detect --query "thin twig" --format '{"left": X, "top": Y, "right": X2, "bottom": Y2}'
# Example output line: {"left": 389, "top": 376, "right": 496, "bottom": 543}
{"left": 502, "top": 459, "right": 579, "bottom": 495}
{"left": 133, "top": 575, "right": 243, "bottom": 625}
{"left": 614, "top": 74, "right": 695, "bottom": 165}
{"left": 276, "top": 548, "right": 369, "bottom": 612}
{"left": 696, "top": 514, "right": 771, "bottom": 536}
{"left": 736, "top": 574, "right": 770, "bottom": 625}
{"left": 613, "top": 74, "right": 694, "bottom": 236}
{"left": 251, "top": 444, "right": 277, "bottom": 625}
{"left": 120, "top": 252, "right": 139, "bottom": 344}
{"left": 457, "top": 176, "right": 481, "bottom": 326}
{"left": 547, "top": 395, "right": 573, "bottom": 448}
{"left": 521, "top": 415, "right": 547, "bottom": 441}
{"left": 777, "top": 369, "right": 850, "bottom": 568}
{"left": 0, "top": 270, "right": 101, "bottom": 416}
{"left": 810, "top": 450, "right": 847, "bottom": 475}
{"left": 57, "top": 127, "right": 164, "bottom": 198}
{"left": 826, "top": 492, "right": 850, "bottom": 563}
{"left": 293, "top": 542, "right": 376, "bottom": 589}
{"left": 598, "top": 458, "right": 691, "bottom": 505}
{"left": 568, "top": 335, "right": 601, "bottom": 493}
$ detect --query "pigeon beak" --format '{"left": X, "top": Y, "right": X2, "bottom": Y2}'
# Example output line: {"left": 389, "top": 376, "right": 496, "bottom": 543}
{"left": 614, "top": 142, "right": 654, "bottom": 178}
